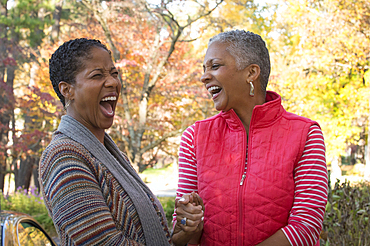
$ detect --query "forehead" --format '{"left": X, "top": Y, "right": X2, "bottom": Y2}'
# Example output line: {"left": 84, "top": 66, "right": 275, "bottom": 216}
{"left": 203, "top": 41, "right": 232, "bottom": 64}
{"left": 81, "top": 47, "right": 113, "bottom": 67}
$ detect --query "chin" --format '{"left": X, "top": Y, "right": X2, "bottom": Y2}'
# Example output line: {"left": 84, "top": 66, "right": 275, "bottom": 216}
{"left": 101, "top": 119, "right": 114, "bottom": 130}
{"left": 214, "top": 103, "right": 222, "bottom": 111}
{"left": 214, "top": 104, "right": 226, "bottom": 112}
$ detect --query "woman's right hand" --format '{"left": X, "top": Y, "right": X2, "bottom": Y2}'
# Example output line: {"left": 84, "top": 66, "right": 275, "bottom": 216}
{"left": 176, "top": 192, "right": 204, "bottom": 232}
{"left": 172, "top": 192, "right": 204, "bottom": 246}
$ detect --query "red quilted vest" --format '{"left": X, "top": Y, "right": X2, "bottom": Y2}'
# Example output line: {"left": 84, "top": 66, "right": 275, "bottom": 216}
{"left": 194, "top": 91, "right": 318, "bottom": 246}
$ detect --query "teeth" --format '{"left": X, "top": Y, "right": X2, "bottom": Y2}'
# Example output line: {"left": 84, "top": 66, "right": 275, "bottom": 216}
{"left": 208, "top": 86, "right": 221, "bottom": 93}
{"left": 101, "top": 96, "right": 117, "bottom": 102}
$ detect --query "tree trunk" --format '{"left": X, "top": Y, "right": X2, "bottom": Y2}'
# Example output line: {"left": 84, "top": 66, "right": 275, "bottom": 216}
{"left": 33, "top": 156, "right": 40, "bottom": 191}
{"left": 134, "top": 152, "right": 143, "bottom": 173}
{"left": 330, "top": 156, "right": 342, "bottom": 187}
{"left": 81, "top": 0, "right": 223, "bottom": 173}
{"left": 0, "top": 39, "right": 6, "bottom": 79}
{"left": 0, "top": 1, "right": 8, "bottom": 191}
{"left": 51, "top": 0, "right": 63, "bottom": 41}
{"left": 364, "top": 97, "right": 370, "bottom": 180}
{"left": 5, "top": 65, "right": 16, "bottom": 190}
{"left": 15, "top": 154, "right": 34, "bottom": 190}
{"left": 0, "top": 157, "right": 6, "bottom": 191}
{"left": 0, "top": 99, "right": 9, "bottom": 191}
{"left": 0, "top": 64, "right": 16, "bottom": 190}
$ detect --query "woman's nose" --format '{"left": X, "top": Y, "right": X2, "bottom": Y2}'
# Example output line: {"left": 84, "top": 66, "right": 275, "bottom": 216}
{"left": 200, "top": 71, "right": 212, "bottom": 84}
{"left": 105, "top": 76, "right": 120, "bottom": 87}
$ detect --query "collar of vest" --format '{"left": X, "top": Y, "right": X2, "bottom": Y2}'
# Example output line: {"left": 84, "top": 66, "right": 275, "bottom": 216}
{"left": 220, "top": 91, "right": 285, "bottom": 131}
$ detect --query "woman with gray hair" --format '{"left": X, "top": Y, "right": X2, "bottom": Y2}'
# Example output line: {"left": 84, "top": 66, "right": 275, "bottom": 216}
{"left": 172, "top": 30, "right": 328, "bottom": 246}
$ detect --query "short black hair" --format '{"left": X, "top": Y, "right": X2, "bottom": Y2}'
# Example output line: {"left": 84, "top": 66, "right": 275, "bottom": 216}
{"left": 49, "top": 38, "right": 110, "bottom": 106}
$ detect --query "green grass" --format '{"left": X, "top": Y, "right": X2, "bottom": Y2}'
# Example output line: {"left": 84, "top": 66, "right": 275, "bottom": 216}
{"left": 5, "top": 179, "right": 369, "bottom": 245}
{"left": 140, "top": 167, "right": 169, "bottom": 183}
{"left": 142, "top": 167, "right": 169, "bottom": 175}
{"left": 1, "top": 187, "right": 57, "bottom": 238}
{"left": 141, "top": 165, "right": 177, "bottom": 229}
{"left": 157, "top": 196, "right": 176, "bottom": 229}
{"left": 1, "top": 167, "right": 177, "bottom": 238}
{"left": 1, "top": 186, "right": 176, "bottom": 238}
{"left": 139, "top": 164, "right": 176, "bottom": 184}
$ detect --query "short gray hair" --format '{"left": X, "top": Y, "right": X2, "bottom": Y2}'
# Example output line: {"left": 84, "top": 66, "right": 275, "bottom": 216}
{"left": 209, "top": 30, "right": 271, "bottom": 94}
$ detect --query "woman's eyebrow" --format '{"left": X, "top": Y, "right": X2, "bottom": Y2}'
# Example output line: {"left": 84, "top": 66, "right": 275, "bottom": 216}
{"left": 88, "top": 67, "right": 117, "bottom": 74}
{"left": 203, "top": 58, "right": 216, "bottom": 66}
{"left": 89, "top": 68, "right": 104, "bottom": 73}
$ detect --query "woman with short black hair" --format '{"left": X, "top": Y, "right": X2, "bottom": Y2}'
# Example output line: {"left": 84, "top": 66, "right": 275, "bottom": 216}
{"left": 40, "top": 38, "right": 171, "bottom": 246}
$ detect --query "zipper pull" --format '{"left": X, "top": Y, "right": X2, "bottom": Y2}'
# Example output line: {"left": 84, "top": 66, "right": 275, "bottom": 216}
{"left": 240, "top": 174, "right": 246, "bottom": 186}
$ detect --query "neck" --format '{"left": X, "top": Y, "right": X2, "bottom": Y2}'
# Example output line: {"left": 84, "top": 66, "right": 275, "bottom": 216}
{"left": 234, "top": 95, "right": 265, "bottom": 133}
{"left": 95, "top": 131, "right": 105, "bottom": 144}
{"left": 235, "top": 109, "right": 252, "bottom": 133}
{"left": 66, "top": 112, "right": 105, "bottom": 144}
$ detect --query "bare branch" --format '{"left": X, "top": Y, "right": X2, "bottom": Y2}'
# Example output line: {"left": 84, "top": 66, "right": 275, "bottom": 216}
{"left": 140, "top": 128, "right": 184, "bottom": 154}
{"left": 183, "top": 0, "right": 224, "bottom": 29}
{"left": 80, "top": 0, "right": 135, "bottom": 147}
{"left": 80, "top": 0, "right": 120, "bottom": 61}
{"left": 179, "top": 38, "right": 199, "bottom": 42}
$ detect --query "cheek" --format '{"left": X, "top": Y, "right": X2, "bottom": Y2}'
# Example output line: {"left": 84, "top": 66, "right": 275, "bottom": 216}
{"left": 117, "top": 80, "right": 122, "bottom": 93}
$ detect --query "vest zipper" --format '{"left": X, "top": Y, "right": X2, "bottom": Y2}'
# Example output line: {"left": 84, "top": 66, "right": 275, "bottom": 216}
{"left": 233, "top": 109, "right": 250, "bottom": 246}
{"left": 240, "top": 174, "right": 246, "bottom": 185}
{"left": 238, "top": 136, "right": 248, "bottom": 246}
{"left": 238, "top": 173, "right": 245, "bottom": 246}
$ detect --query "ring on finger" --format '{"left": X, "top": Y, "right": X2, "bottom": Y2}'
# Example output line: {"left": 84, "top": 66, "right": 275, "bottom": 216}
{"left": 180, "top": 217, "right": 187, "bottom": 226}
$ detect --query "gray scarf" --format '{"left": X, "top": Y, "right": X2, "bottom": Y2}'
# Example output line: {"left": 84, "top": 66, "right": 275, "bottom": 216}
{"left": 58, "top": 115, "right": 170, "bottom": 246}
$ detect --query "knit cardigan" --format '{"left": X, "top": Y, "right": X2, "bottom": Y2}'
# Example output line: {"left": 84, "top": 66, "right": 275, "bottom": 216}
{"left": 39, "top": 115, "right": 171, "bottom": 245}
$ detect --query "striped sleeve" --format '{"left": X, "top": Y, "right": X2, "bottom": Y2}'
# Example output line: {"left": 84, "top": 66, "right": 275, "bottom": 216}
{"left": 172, "top": 124, "right": 198, "bottom": 222}
{"left": 282, "top": 125, "right": 328, "bottom": 246}
{"left": 39, "top": 139, "right": 145, "bottom": 246}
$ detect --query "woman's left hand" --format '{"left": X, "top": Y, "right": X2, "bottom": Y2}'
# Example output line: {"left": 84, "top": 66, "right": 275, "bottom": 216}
{"left": 175, "top": 192, "right": 204, "bottom": 232}
{"left": 172, "top": 192, "right": 204, "bottom": 245}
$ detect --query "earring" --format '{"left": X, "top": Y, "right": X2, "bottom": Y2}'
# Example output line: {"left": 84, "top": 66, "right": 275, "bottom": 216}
{"left": 249, "top": 81, "right": 254, "bottom": 97}
{"left": 64, "top": 99, "right": 72, "bottom": 111}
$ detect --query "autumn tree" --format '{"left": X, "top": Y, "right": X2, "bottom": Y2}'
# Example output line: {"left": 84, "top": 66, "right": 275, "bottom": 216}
{"left": 0, "top": 0, "right": 17, "bottom": 190}
{"left": 192, "top": 0, "right": 369, "bottom": 170}
{"left": 0, "top": 0, "right": 58, "bottom": 191}
{"left": 74, "top": 0, "right": 223, "bottom": 171}
{"left": 271, "top": 0, "right": 370, "bottom": 166}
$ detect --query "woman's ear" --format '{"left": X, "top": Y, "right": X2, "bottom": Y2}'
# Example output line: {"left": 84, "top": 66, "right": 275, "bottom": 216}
{"left": 246, "top": 64, "right": 261, "bottom": 82}
{"left": 59, "top": 81, "right": 74, "bottom": 100}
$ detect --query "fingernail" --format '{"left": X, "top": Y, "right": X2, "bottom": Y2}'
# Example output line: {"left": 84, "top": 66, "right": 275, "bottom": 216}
{"left": 179, "top": 197, "right": 185, "bottom": 202}
{"left": 201, "top": 217, "right": 204, "bottom": 221}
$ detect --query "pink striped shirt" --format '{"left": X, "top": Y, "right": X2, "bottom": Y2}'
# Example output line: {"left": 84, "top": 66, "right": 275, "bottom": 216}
{"left": 174, "top": 124, "right": 328, "bottom": 246}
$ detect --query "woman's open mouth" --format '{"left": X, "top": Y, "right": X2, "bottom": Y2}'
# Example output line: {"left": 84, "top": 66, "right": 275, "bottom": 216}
{"left": 208, "top": 85, "right": 222, "bottom": 99}
{"left": 100, "top": 96, "right": 116, "bottom": 117}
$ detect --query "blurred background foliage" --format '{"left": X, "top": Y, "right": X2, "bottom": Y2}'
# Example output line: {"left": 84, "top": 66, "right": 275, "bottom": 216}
{"left": 0, "top": 0, "right": 369, "bottom": 182}
{"left": 0, "top": 186, "right": 57, "bottom": 238}
{"left": 322, "top": 179, "right": 370, "bottom": 245}
{"left": 0, "top": 0, "right": 370, "bottom": 244}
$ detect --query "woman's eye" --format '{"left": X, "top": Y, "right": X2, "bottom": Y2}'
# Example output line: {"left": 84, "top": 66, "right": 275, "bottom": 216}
{"left": 112, "top": 72, "right": 119, "bottom": 77}
{"left": 92, "top": 74, "right": 103, "bottom": 78}
{"left": 212, "top": 64, "right": 220, "bottom": 69}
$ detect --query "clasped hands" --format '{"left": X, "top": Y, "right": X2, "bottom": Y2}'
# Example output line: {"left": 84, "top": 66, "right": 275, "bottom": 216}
{"left": 172, "top": 192, "right": 205, "bottom": 245}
